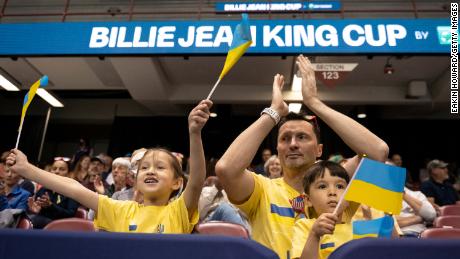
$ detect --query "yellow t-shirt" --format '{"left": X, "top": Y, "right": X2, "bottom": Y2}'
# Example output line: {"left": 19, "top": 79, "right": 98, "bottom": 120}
{"left": 94, "top": 194, "right": 198, "bottom": 233}
{"left": 291, "top": 203, "right": 359, "bottom": 259}
{"left": 234, "top": 173, "right": 303, "bottom": 259}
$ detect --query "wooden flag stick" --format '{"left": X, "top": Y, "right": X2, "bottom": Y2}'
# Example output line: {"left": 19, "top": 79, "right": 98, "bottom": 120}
{"left": 15, "top": 119, "right": 24, "bottom": 149}
{"left": 333, "top": 158, "right": 365, "bottom": 216}
{"left": 206, "top": 78, "right": 221, "bottom": 100}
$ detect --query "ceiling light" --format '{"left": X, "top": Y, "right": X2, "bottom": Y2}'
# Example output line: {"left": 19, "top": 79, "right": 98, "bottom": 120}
{"left": 291, "top": 74, "right": 302, "bottom": 92}
{"left": 36, "top": 88, "right": 64, "bottom": 107}
{"left": 210, "top": 112, "right": 217, "bottom": 117}
{"left": 384, "top": 57, "right": 394, "bottom": 74}
{"left": 288, "top": 103, "right": 302, "bottom": 113}
{"left": 357, "top": 113, "right": 367, "bottom": 119}
{"left": 0, "top": 73, "right": 20, "bottom": 91}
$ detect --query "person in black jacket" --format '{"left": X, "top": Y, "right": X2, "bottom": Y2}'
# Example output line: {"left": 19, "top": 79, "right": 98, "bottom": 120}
{"left": 29, "top": 158, "right": 79, "bottom": 229}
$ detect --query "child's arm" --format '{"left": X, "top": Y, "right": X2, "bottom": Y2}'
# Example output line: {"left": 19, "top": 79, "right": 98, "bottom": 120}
{"left": 6, "top": 149, "right": 99, "bottom": 212}
{"left": 300, "top": 213, "right": 338, "bottom": 259}
{"left": 183, "top": 100, "right": 212, "bottom": 218}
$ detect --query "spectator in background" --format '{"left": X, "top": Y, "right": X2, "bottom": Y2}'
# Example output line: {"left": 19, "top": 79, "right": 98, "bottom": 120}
{"left": 98, "top": 153, "right": 113, "bottom": 183}
{"left": 29, "top": 158, "right": 79, "bottom": 229}
{"left": 95, "top": 157, "right": 130, "bottom": 198}
{"left": 88, "top": 156, "right": 104, "bottom": 178}
{"left": 253, "top": 148, "right": 272, "bottom": 175}
{"left": 396, "top": 187, "right": 436, "bottom": 237}
{"left": 391, "top": 154, "right": 403, "bottom": 167}
{"left": 112, "top": 148, "right": 146, "bottom": 202}
{"left": 0, "top": 165, "right": 30, "bottom": 211}
{"left": 264, "top": 155, "right": 283, "bottom": 179}
{"left": 328, "top": 153, "right": 348, "bottom": 167}
{"left": 71, "top": 138, "right": 92, "bottom": 171}
{"left": 70, "top": 155, "right": 90, "bottom": 185}
{"left": 421, "top": 159, "right": 459, "bottom": 214}
{"left": 0, "top": 151, "right": 8, "bottom": 176}
{"left": 391, "top": 153, "right": 416, "bottom": 190}
{"left": 198, "top": 176, "right": 250, "bottom": 232}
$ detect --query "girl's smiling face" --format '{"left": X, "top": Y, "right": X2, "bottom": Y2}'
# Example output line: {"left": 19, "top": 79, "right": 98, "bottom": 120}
{"left": 136, "top": 150, "right": 182, "bottom": 205}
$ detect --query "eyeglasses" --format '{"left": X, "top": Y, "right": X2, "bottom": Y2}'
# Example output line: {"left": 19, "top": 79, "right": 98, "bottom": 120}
{"left": 54, "top": 157, "right": 71, "bottom": 162}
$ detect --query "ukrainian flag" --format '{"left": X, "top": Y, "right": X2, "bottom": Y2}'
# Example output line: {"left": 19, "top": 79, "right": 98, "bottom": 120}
{"left": 353, "top": 215, "right": 394, "bottom": 239}
{"left": 218, "top": 13, "right": 252, "bottom": 80}
{"left": 344, "top": 158, "right": 406, "bottom": 215}
{"left": 20, "top": 75, "right": 48, "bottom": 124}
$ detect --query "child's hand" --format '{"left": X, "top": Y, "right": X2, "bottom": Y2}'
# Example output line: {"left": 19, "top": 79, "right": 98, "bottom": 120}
{"left": 5, "top": 149, "right": 29, "bottom": 176}
{"left": 188, "top": 100, "right": 213, "bottom": 134}
{"left": 311, "top": 213, "right": 338, "bottom": 239}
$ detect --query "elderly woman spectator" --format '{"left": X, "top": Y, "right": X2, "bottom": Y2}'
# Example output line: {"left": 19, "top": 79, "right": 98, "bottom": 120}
{"left": 264, "top": 155, "right": 282, "bottom": 179}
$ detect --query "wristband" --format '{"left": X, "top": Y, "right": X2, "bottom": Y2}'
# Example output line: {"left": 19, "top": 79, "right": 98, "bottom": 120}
{"left": 261, "top": 107, "right": 281, "bottom": 124}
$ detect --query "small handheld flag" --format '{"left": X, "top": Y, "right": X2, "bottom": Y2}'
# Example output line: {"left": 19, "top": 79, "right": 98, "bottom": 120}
{"left": 207, "top": 14, "right": 252, "bottom": 100}
{"left": 334, "top": 158, "right": 406, "bottom": 215}
{"left": 15, "top": 75, "right": 49, "bottom": 148}
{"left": 353, "top": 215, "right": 394, "bottom": 239}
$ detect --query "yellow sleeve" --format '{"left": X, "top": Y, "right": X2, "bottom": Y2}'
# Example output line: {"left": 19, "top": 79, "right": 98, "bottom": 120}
{"left": 291, "top": 218, "right": 312, "bottom": 259}
{"left": 168, "top": 194, "right": 199, "bottom": 233}
{"left": 232, "top": 172, "right": 265, "bottom": 218}
{"left": 94, "top": 194, "right": 136, "bottom": 231}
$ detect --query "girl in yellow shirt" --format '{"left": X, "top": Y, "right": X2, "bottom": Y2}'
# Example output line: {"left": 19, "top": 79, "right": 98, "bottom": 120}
{"left": 6, "top": 100, "right": 212, "bottom": 234}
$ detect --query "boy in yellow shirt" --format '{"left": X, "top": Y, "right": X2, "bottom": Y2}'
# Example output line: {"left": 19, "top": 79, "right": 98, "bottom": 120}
{"left": 291, "top": 160, "right": 359, "bottom": 259}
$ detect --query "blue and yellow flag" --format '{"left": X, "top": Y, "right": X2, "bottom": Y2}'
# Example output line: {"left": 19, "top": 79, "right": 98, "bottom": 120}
{"left": 218, "top": 13, "right": 252, "bottom": 80}
{"left": 20, "top": 75, "right": 48, "bottom": 124}
{"left": 353, "top": 215, "right": 394, "bottom": 239}
{"left": 344, "top": 158, "right": 406, "bottom": 215}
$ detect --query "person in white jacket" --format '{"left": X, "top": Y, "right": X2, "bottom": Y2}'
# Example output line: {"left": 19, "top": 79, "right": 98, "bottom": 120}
{"left": 396, "top": 187, "right": 436, "bottom": 237}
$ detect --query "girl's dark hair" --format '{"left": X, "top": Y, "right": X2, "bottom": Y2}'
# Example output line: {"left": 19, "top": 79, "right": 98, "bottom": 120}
{"left": 303, "top": 160, "right": 349, "bottom": 194}
{"left": 138, "top": 148, "right": 185, "bottom": 199}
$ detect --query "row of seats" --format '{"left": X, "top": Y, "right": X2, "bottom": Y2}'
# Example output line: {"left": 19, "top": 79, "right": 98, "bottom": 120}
{"left": 420, "top": 204, "right": 460, "bottom": 238}
{"left": 17, "top": 204, "right": 460, "bottom": 239}
{"left": 17, "top": 217, "right": 250, "bottom": 239}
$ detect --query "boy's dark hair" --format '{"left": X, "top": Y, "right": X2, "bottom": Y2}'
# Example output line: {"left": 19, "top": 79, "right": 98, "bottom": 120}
{"left": 138, "top": 148, "right": 186, "bottom": 199}
{"left": 278, "top": 112, "right": 321, "bottom": 141}
{"left": 303, "top": 160, "right": 349, "bottom": 194}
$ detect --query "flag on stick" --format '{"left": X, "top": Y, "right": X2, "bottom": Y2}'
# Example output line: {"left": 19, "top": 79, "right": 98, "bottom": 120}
{"left": 207, "top": 14, "right": 252, "bottom": 100}
{"left": 353, "top": 215, "right": 394, "bottom": 239}
{"left": 16, "top": 75, "right": 48, "bottom": 148}
{"left": 333, "top": 158, "right": 406, "bottom": 216}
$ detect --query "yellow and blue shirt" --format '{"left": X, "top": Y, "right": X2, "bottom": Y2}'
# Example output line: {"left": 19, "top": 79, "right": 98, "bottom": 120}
{"left": 234, "top": 173, "right": 304, "bottom": 259}
{"left": 291, "top": 203, "right": 359, "bottom": 259}
{"left": 94, "top": 194, "right": 198, "bottom": 233}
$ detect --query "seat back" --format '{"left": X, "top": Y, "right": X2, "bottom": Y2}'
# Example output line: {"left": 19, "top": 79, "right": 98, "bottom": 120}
{"left": 420, "top": 228, "right": 460, "bottom": 238}
{"left": 17, "top": 217, "right": 33, "bottom": 229}
{"left": 196, "top": 221, "right": 249, "bottom": 239}
{"left": 44, "top": 218, "right": 95, "bottom": 232}
{"left": 440, "top": 205, "right": 460, "bottom": 216}
{"left": 74, "top": 207, "right": 88, "bottom": 219}
{"left": 434, "top": 216, "right": 460, "bottom": 228}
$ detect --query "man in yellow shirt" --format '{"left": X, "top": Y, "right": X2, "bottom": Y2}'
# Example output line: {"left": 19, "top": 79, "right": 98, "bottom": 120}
{"left": 215, "top": 55, "right": 389, "bottom": 259}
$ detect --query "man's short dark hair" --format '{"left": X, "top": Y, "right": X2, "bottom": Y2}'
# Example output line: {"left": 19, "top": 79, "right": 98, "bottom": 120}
{"left": 278, "top": 112, "right": 321, "bottom": 141}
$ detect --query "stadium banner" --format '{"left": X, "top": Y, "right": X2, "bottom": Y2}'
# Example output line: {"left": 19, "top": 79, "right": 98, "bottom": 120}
{"left": 0, "top": 19, "right": 450, "bottom": 55}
